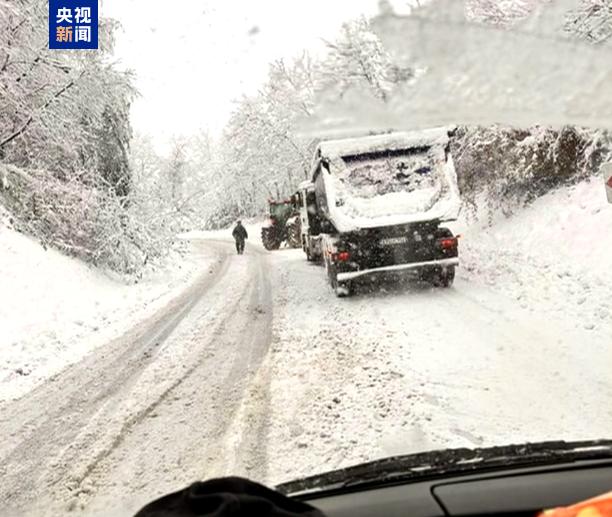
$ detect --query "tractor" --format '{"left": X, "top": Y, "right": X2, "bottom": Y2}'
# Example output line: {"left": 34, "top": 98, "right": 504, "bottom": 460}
{"left": 261, "top": 197, "right": 301, "bottom": 250}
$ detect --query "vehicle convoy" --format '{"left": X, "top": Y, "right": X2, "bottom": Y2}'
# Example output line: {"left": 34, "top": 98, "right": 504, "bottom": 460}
{"left": 298, "top": 128, "right": 462, "bottom": 296}
{"left": 261, "top": 198, "right": 301, "bottom": 250}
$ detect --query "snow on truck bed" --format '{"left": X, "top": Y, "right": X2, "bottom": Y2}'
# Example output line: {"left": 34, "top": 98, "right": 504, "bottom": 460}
{"left": 318, "top": 128, "right": 461, "bottom": 232}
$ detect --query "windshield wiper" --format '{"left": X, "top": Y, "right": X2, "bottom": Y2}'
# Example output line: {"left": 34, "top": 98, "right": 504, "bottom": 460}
{"left": 277, "top": 440, "right": 612, "bottom": 496}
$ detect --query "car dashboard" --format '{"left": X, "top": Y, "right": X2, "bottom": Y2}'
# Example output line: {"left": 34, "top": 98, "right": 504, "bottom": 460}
{"left": 292, "top": 457, "right": 612, "bottom": 517}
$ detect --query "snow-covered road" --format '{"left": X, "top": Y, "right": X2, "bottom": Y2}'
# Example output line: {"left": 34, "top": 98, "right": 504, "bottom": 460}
{"left": 0, "top": 239, "right": 274, "bottom": 515}
{"left": 265, "top": 251, "right": 612, "bottom": 485}
{"left": 1, "top": 181, "right": 611, "bottom": 516}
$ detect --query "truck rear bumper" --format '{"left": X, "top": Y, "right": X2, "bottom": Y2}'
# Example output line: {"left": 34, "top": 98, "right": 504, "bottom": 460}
{"left": 337, "top": 257, "right": 459, "bottom": 282}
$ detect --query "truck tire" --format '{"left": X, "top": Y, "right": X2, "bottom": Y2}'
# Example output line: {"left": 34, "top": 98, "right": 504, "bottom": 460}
{"left": 306, "top": 242, "right": 320, "bottom": 262}
{"left": 328, "top": 263, "right": 352, "bottom": 297}
{"left": 336, "top": 281, "right": 352, "bottom": 297}
{"left": 287, "top": 220, "right": 301, "bottom": 249}
{"left": 432, "top": 266, "right": 455, "bottom": 288}
{"left": 304, "top": 237, "right": 313, "bottom": 261}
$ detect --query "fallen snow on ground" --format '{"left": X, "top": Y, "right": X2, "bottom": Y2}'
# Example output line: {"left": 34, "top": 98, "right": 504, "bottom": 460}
{"left": 1, "top": 179, "right": 610, "bottom": 498}
{"left": 265, "top": 177, "right": 612, "bottom": 485}
{"left": 0, "top": 228, "right": 212, "bottom": 402}
{"left": 460, "top": 177, "right": 612, "bottom": 332}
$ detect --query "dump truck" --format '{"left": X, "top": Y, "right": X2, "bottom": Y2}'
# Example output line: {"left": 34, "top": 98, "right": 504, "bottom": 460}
{"left": 301, "top": 128, "right": 461, "bottom": 296}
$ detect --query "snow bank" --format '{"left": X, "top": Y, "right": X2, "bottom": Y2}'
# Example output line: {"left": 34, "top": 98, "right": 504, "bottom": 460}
{"left": 459, "top": 177, "right": 612, "bottom": 332}
{"left": 0, "top": 227, "right": 212, "bottom": 402}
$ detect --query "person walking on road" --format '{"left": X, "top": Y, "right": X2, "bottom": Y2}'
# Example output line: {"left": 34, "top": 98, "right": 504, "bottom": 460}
{"left": 232, "top": 220, "right": 248, "bottom": 255}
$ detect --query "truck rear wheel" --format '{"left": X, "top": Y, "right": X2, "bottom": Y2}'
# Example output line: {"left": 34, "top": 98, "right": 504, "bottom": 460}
{"left": 336, "top": 281, "right": 352, "bottom": 297}
{"left": 432, "top": 266, "right": 455, "bottom": 288}
{"left": 306, "top": 243, "right": 315, "bottom": 261}
{"left": 328, "top": 264, "right": 352, "bottom": 297}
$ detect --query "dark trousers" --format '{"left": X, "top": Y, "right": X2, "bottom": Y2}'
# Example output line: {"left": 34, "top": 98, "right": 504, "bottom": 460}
{"left": 235, "top": 239, "right": 245, "bottom": 254}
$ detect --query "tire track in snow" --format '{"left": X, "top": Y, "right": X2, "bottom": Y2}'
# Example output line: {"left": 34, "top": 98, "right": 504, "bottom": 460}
{"left": 68, "top": 241, "right": 274, "bottom": 515}
{"left": 0, "top": 241, "right": 243, "bottom": 513}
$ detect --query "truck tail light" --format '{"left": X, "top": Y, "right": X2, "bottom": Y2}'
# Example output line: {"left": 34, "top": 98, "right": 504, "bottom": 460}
{"left": 332, "top": 251, "right": 350, "bottom": 262}
{"left": 439, "top": 237, "right": 458, "bottom": 250}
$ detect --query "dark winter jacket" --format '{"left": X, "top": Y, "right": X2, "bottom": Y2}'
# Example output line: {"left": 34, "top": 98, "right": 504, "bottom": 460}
{"left": 232, "top": 224, "right": 248, "bottom": 241}
{"left": 134, "top": 477, "right": 326, "bottom": 517}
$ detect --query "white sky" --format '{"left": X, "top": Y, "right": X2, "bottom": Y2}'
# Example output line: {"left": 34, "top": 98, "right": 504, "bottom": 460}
{"left": 101, "top": 0, "right": 384, "bottom": 152}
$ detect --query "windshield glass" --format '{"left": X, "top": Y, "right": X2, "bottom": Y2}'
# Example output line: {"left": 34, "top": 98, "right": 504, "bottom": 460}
{"left": 1, "top": 0, "right": 611, "bottom": 515}
{"left": 271, "top": 203, "right": 294, "bottom": 220}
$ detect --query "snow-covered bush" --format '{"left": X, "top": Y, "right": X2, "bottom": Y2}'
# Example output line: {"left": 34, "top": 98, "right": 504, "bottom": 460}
{"left": 0, "top": 162, "right": 177, "bottom": 274}
{"left": 452, "top": 125, "right": 612, "bottom": 221}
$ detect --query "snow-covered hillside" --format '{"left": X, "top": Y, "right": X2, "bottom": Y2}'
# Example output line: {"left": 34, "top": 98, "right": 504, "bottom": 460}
{"left": 0, "top": 228, "right": 212, "bottom": 402}
{"left": 460, "top": 177, "right": 611, "bottom": 332}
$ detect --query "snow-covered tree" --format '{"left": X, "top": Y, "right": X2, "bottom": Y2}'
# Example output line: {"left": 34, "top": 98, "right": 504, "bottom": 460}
{"left": 565, "top": 0, "right": 612, "bottom": 43}
{"left": 465, "top": 0, "right": 540, "bottom": 25}
{"left": 318, "top": 17, "right": 411, "bottom": 102}
{"left": 165, "top": 139, "right": 188, "bottom": 210}
{"left": 206, "top": 19, "right": 413, "bottom": 228}
{"left": 0, "top": 0, "right": 142, "bottom": 273}
{"left": 207, "top": 54, "right": 318, "bottom": 227}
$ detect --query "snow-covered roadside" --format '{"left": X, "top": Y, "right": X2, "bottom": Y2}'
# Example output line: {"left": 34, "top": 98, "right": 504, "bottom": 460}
{"left": 264, "top": 177, "right": 612, "bottom": 486}
{"left": 459, "top": 177, "right": 611, "bottom": 332}
{"left": 0, "top": 227, "right": 216, "bottom": 402}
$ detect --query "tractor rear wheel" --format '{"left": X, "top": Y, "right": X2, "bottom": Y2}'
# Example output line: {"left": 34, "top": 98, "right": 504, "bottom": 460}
{"left": 261, "top": 227, "right": 281, "bottom": 250}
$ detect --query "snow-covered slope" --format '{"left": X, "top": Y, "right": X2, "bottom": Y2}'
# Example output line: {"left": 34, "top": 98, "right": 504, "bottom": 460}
{"left": 460, "top": 177, "right": 611, "bottom": 332}
{"left": 0, "top": 227, "right": 211, "bottom": 402}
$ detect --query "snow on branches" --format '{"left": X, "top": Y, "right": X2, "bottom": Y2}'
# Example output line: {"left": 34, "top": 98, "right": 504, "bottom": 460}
{"left": 0, "top": 0, "right": 141, "bottom": 273}
{"left": 208, "top": 18, "right": 413, "bottom": 228}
